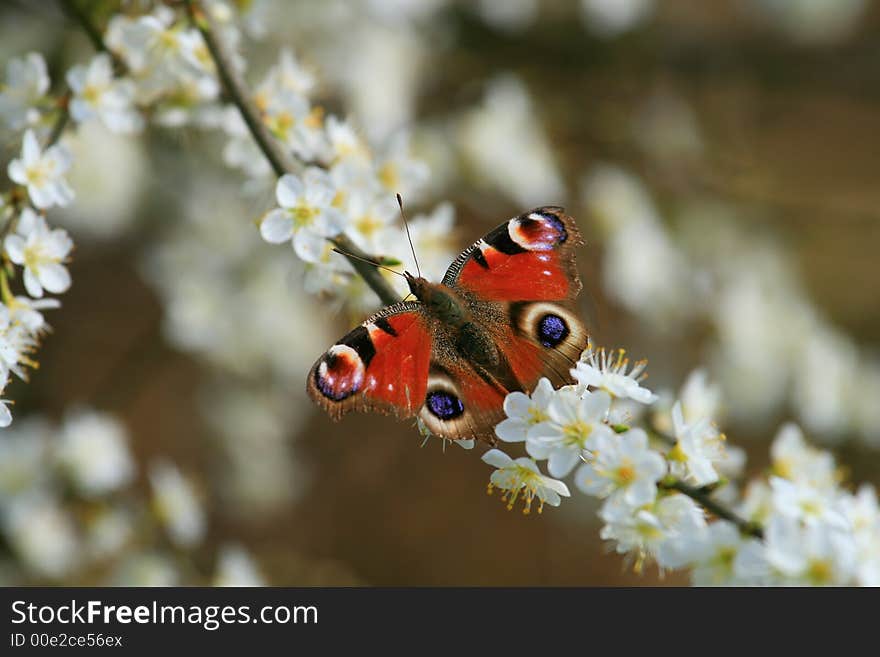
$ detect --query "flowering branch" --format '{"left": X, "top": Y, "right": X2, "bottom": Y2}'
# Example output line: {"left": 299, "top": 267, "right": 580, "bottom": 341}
{"left": 182, "top": 0, "right": 400, "bottom": 307}
{"left": 1, "top": 0, "right": 120, "bottom": 242}
{"left": 659, "top": 477, "right": 764, "bottom": 539}
{"left": 0, "top": 95, "right": 69, "bottom": 243}
{"left": 481, "top": 346, "right": 880, "bottom": 584}
{"left": 646, "top": 426, "right": 763, "bottom": 538}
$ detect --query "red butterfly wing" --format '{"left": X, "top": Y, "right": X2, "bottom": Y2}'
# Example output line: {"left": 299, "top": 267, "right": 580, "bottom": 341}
{"left": 307, "top": 303, "right": 433, "bottom": 420}
{"left": 441, "top": 207, "right": 590, "bottom": 413}
{"left": 443, "top": 206, "right": 583, "bottom": 302}
{"left": 307, "top": 207, "right": 589, "bottom": 445}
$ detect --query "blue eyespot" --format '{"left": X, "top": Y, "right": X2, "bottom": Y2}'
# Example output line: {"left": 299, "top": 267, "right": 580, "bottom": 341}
{"left": 538, "top": 314, "right": 568, "bottom": 348}
{"left": 426, "top": 390, "right": 464, "bottom": 421}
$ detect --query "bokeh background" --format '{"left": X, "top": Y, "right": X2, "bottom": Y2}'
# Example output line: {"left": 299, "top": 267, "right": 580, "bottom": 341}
{"left": 1, "top": 0, "right": 879, "bottom": 585}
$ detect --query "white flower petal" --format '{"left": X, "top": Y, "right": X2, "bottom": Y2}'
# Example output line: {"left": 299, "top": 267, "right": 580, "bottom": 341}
{"left": 22, "top": 129, "right": 40, "bottom": 164}
{"left": 0, "top": 402, "right": 11, "bottom": 427}
{"left": 312, "top": 207, "right": 348, "bottom": 237}
{"left": 38, "top": 263, "right": 71, "bottom": 294}
{"left": 259, "top": 209, "right": 294, "bottom": 244}
{"left": 293, "top": 229, "right": 326, "bottom": 263}
{"left": 4, "top": 235, "right": 26, "bottom": 264}
{"left": 23, "top": 267, "right": 43, "bottom": 298}
{"left": 547, "top": 448, "right": 580, "bottom": 478}
{"left": 503, "top": 391, "right": 532, "bottom": 419}
{"left": 494, "top": 418, "right": 527, "bottom": 443}
{"left": 275, "top": 174, "right": 304, "bottom": 208}
{"left": 7, "top": 159, "right": 27, "bottom": 185}
{"left": 481, "top": 448, "right": 514, "bottom": 469}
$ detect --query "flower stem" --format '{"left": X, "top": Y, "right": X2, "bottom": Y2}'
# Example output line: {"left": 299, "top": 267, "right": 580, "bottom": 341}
{"left": 182, "top": 0, "right": 400, "bottom": 306}
{"left": 659, "top": 476, "right": 764, "bottom": 540}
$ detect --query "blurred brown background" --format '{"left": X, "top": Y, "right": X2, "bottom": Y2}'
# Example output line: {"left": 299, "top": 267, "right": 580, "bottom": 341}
{"left": 2, "top": 0, "right": 879, "bottom": 585}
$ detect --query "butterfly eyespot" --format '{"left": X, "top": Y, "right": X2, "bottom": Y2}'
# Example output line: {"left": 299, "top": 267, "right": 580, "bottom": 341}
{"left": 314, "top": 344, "right": 366, "bottom": 401}
{"left": 508, "top": 212, "right": 567, "bottom": 251}
{"left": 537, "top": 313, "right": 569, "bottom": 348}
{"left": 426, "top": 390, "right": 465, "bottom": 421}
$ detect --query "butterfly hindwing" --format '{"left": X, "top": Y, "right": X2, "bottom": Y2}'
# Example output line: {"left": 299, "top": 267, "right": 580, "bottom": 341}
{"left": 501, "top": 300, "right": 590, "bottom": 388}
{"left": 417, "top": 362, "right": 508, "bottom": 442}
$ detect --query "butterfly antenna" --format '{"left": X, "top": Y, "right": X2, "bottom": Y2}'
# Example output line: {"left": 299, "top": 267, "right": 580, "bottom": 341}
{"left": 397, "top": 193, "right": 421, "bottom": 279}
{"left": 331, "top": 247, "right": 406, "bottom": 279}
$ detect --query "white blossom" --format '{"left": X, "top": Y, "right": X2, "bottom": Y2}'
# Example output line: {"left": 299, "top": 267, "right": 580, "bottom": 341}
{"left": 0, "top": 399, "right": 11, "bottom": 428}
{"left": 0, "top": 303, "right": 39, "bottom": 381}
{"left": 527, "top": 388, "right": 615, "bottom": 478}
{"left": 3, "top": 491, "right": 79, "bottom": 579}
{"left": 4, "top": 207, "right": 73, "bottom": 298}
{"left": 599, "top": 493, "right": 705, "bottom": 572}
{"left": 344, "top": 189, "right": 399, "bottom": 254}
{"left": 770, "top": 422, "right": 836, "bottom": 490}
{"left": 482, "top": 448, "right": 570, "bottom": 514}
{"left": 0, "top": 52, "right": 49, "bottom": 129}
{"left": 213, "top": 545, "right": 266, "bottom": 586}
{"left": 575, "top": 427, "right": 666, "bottom": 506}
{"left": 55, "top": 410, "right": 134, "bottom": 497}
{"left": 572, "top": 342, "right": 658, "bottom": 404}
{"left": 580, "top": 0, "right": 655, "bottom": 37}
{"left": 259, "top": 169, "right": 348, "bottom": 262}
{"left": 5, "top": 296, "right": 59, "bottom": 334}
{"left": 842, "top": 485, "right": 880, "bottom": 585}
{"left": 67, "top": 53, "right": 143, "bottom": 133}
{"left": 660, "top": 521, "right": 768, "bottom": 585}
{"left": 668, "top": 401, "right": 725, "bottom": 487}
{"left": 106, "top": 9, "right": 210, "bottom": 103}
{"left": 85, "top": 507, "right": 133, "bottom": 560}
{"left": 257, "top": 48, "right": 315, "bottom": 98}
{"left": 325, "top": 115, "right": 370, "bottom": 165}
{"left": 769, "top": 476, "right": 846, "bottom": 529}
{"left": 111, "top": 552, "right": 179, "bottom": 587}
{"left": 678, "top": 368, "right": 722, "bottom": 425}
{"left": 7, "top": 130, "right": 74, "bottom": 209}
{"left": 149, "top": 462, "right": 205, "bottom": 549}
{"left": 374, "top": 132, "right": 429, "bottom": 200}
{"left": 495, "top": 377, "right": 555, "bottom": 443}
{"left": 457, "top": 75, "right": 564, "bottom": 207}
{"left": 764, "top": 516, "right": 857, "bottom": 585}
{"left": 0, "top": 417, "right": 50, "bottom": 496}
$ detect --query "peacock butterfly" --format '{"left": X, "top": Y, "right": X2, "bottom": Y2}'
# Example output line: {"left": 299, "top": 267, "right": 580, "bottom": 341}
{"left": 306, "top": 206, "right": 590, "bottom": 445}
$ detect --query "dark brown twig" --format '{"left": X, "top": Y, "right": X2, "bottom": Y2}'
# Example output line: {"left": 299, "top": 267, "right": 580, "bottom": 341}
{"left": 183, "top": 0, "right": 400, "bottom": 306}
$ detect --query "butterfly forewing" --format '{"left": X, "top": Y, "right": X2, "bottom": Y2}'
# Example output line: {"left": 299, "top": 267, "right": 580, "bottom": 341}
{"left": 307, "top": 302, "right": 433, "bottom": 419}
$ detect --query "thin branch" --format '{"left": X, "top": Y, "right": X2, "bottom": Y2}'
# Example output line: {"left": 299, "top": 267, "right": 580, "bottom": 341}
{"left": 59, "top": 0, "right": 107, "bottom": 57}
{"left": 646, "top": 425, "right": 764, "bottom": 539}
{"left": 182, "top": 0, "right": 400, "bottom": 306}
{"left": 45, "top": 92, "right": 71, "bottom": 148}
{"left": 184, "top": 1, "right": 296, "bottom": 178}
{"left": 659, "top": 477, "right": 765, "bottom": 540}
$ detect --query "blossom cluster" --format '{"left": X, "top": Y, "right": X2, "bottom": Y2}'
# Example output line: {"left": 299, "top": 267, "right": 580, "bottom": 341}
{"left": 581, "top": 164, "right": 880, "bottom": 450}
{"left": 0, "top": 408, "right": 263, "bottom": 585}
{"left": 482, "top": 342, "right": 880, "bottom": 585}
{"left": 0, "top": 39, "right": 153, "bottom": 426}
{"left": 235, "top": 48, "right": 454, "bottom": 311}
{"left": 0, "top": 60, "right": 72, "bottom": 426}
{"left": 102, "top": 4, "right": 453, "bottom": 313}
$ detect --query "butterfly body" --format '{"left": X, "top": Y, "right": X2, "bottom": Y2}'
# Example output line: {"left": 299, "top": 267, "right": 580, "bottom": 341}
{"left": 307, "top": 207, "right": 590, "bottom": 444}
